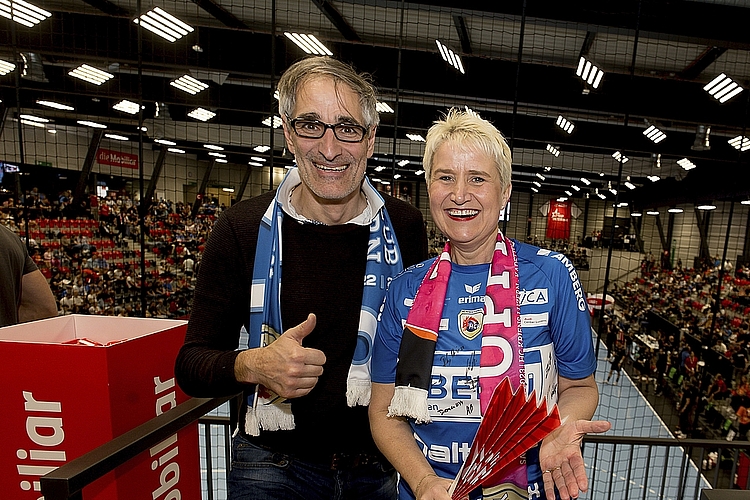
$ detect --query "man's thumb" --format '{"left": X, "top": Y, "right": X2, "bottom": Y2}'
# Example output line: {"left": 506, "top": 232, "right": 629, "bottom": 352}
{"left": 284, "top": 313, "right": 317, "bottom": 344}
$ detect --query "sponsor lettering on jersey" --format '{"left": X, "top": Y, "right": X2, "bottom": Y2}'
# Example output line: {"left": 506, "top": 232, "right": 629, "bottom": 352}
{"left": 521, "top": 312, "right": 549, "bottom": 328}
{"left": 519, "top": 288, "right": 548, "bottom": 306}
{"left": 458, "top": 309, "right": 484, "bottom": 340}
{"left": 538, "top": 250, "right": 586, "bottom": 311}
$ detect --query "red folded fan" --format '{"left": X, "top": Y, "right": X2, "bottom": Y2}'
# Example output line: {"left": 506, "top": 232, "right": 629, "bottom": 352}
{"left": 450, "top": 378, "right": 561, "bottom": 499}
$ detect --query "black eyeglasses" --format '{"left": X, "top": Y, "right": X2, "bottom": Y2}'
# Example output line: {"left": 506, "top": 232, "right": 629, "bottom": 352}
{"left": 289, "top": 118, "right": 369, "bottom": 143}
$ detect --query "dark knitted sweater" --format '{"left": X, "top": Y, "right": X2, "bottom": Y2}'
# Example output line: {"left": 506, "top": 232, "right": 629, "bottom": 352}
{"left": 175, "top": 190, "right": 427, "bottom": 461}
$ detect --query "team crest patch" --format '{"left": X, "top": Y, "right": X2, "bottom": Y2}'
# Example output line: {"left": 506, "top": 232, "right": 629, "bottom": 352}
{"left": 459, "top": 308, "right": 484, "bottom": 340}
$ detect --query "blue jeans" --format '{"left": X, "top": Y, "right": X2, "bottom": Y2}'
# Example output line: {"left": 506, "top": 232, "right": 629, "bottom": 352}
{"left": 228, "top": 433, "right": 398, "bottom": 500}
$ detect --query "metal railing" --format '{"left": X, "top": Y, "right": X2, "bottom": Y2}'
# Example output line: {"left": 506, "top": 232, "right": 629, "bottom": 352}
{"left": 40, "top": 397, "right": 750, "bottom": 500}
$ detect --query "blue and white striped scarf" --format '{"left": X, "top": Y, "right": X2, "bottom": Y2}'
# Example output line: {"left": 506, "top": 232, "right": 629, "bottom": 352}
{"left": 245, "top": 168, "right": 403, "bottom": 435}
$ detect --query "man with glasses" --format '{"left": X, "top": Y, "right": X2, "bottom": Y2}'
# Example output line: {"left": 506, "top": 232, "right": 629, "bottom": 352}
{"left": 176, "top": 56, "right": 427, "bottom": 499}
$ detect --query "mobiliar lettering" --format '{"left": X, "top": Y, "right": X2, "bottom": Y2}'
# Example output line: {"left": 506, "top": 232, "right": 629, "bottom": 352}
{"left": 96, "top": 148, "right": 138, "bottom": 169}
{"left": 150, "top": 376, "right": 183, "bottom": 500}
{"left": 17, "top": 391, "right": 67, "bottom": 500}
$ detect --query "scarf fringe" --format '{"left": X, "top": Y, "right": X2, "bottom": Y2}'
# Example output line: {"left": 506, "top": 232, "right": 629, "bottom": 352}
{"left": 388, "top": 386, "right": 431, "bottom": 424}
{"left": 346, "top": 379, "right": 371, "bottom": 406}
{"left": 245, "top": 403, "right": 295, "bottom": 436}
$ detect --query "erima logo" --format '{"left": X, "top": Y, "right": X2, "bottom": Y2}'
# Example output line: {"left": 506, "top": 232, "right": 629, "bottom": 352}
{"left": 465, "top": 283, "right": 481, "bottom": 294}
{"left": 519, "top": 288, "right": 549, "bottom": 306}
{"left": 459, "top": 283, "right": 483, "bottom": 304}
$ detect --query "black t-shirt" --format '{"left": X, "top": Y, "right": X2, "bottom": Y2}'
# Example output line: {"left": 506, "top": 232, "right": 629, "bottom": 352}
{"left": 0, "top": 224, "right": 38, "bottom": 327}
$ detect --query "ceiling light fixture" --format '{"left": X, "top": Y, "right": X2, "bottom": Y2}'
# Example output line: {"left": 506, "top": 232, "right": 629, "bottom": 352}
{"left": 415, "top": 169, "right": 425, "bottom": 176}
{"left": 646, "top": 210, "right": 660, "bottom": 216}
{"left": 203, "top": 144, "right": 223, "bottom": 151}
{"left": 435, "top": 39, "right": 465, "bottom": 74}
{"left": 571, "top": 185, "right": 580, "bottom": 191}
{"left": 531, "top": 187, "right": 538, "bottom": 193}
{"left": 0, "top": 0, "right": 52, "bottom": 27}
{"left": 154, "top": 139, "right": 177, "bottom": 146}
{"left": 262, "top": 116, "right": 282, "bottom": 128}
{"left": 374, "top": 166, "right": 385, "bottom": 172}
{"left": 556, "top": 115, "right": 575, "bottom": 134}
{"left": 250, "top": 156, "right": 266, "bottom": 162}
{"left": 624, "top": 181, "right": 636, "bottom": 190}
{"left": 398, "top": 159, "right": 410, "bottom": 167}
{"left": 533, "top": 181, "right": 541, "bottom": 188}
{"left": 376, "top": 102, "right": 394, "bottom": 113}
{"left": 697, "top": 204, "right": 716, "bottom": 210}
{"left": 253, "top": 145, "right": 270, "bottom": 153}
{"left": 170, "top": 74, "right": 209, "bottom": 95}
{"left": 36, "top": 100, "right": 74, "bottom": 111}
{"left": 215, "top": 158, "right": 228, "bottom": 164}
{"left": 167, "top": 148, "right": 185, "bottom": 154}
{"left": 134, "top": 7, "right": 194, "bottom": 43}
{"left": 580, "top": 177, "right": 590, "bottom": 185}
{"left": 406, "top": 133, "right": 425, "bottom": 142}
{"left": 677, "top": 158, "right": 696, "bottom": 170}
{"left": 104, "top": 133, "right": 128, "bottom": 141}
{"left": 536, "top": 173, "right": 545, "bottom": 181}
{"left": 19, "top": 118, "right": 46, "bottom": 128}
{"left": 0, "top": 58, "right": 16, "bottom": 75}
{"left": 643, "top": 125, "right": 666, "bottom": 143}
{"left": 113, "top": 99, "right": 142, "bottom": 115}
{"left": 188, "top": 107, "right": 216, "bottom": 122}
{"left": 565, "top": 190, "right": 572, "bottom": 196}
{"left": 729, "top": 135, "right": 750, "bottom": 152}
{"left": 69, "top": 64, "right": 114, "bottom": 85}
{"left": 284, "top": 32, "right": 332, "bottom": 56}
{"left": 546, "top": 144, "right": 560, "bottom": 157}
{"left": 647, "top": 175, "right": 661, "bottom": 182}
{"left": 631, "top": 212, "right": 642, "bottom": 217}
{"left": 77, "top": 120, "right": 107, "bottom": 129}
{"left": 668, "top": 208, "right": 684, "bottom": 213}
{"left": 575, "top": 56, "right": 604, "bottom": 89}
{"left": 19, "top": 114, "right": 48, "bottom": 123}
{"left": 612, "top": 151, "right": 629, "bottom": 163}
{"left": 248, "top": 161, "right": 263, "bottom": 167}
{"left": 394, "top": 174, "right": 401, "bottom": 179}
{"left": 741, "top": 200, "right": 750, "bottom": 205}
{"left": 704, "top": 73, "right": 744, "bottom": 103}
{"left": 558, "top": 197, "right": 569, "bottom": 202}
{"left": 208, "top": 152, "right": 226, "bottom": 158}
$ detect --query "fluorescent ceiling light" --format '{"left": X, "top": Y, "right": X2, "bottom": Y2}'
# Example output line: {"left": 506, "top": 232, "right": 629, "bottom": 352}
{"left": 435, "top": 39, "right": 465, "bottom": 74}
{"left": 564, "top": 190, "right": 572, "bottom": 196}
{"left": 113, "top": 99, "right": 142, "bottom": 115}
{"left": 646, "top": 210, "right": 660, "bottom": 216}
{"left": 154, "top": 138, "right": 177, "bottom": 146}
{"left": 222, "top": 187, "right": 235, "bottom": 193}
{"left": 571, "top": 185, "right": 580, "bottom": 191}
{"left": 544, "top": 166, "right": 551, "bottom": 171}
{"left": 398, "top": 159, "right": 409, "bottom": 167}
{"left": 631, "top": 212, "right": 642, "bottom": 217}
{"left": 394, "top": 174, "right": 401, "bottom": 179}
{"left": 215, "top": 158, "right": 228, "bottom": 163}
{"left": 374, "top": 166, "right": 385, "bottom": 172}
{"left": 556, "top": 115, "right": 574, "bottom": 134}
{"left": 204, "top": 144, "right": 223, "bottom": 150}
{"left": 546, "top": 144, "right": 560, "bottom": 157}
{"left": 647, "top": 175, "right": 660, "bottom": 182}
{"left": 19, "top": 114, "right": 48, "bottom": 123}
{"left": 558, "top": 197, "right": 568, "bottom": 202}
{"left": 188, "top": 107, "right": 216, "bottom": 122}
{"left": 580, "top": 177, "right": 590, "bottom": 185}
{"left": 104, "top": 133, "right": 128, "bottom": 141}
{"left": 612, "top": 151, "right": 629, "bottom": 163}
{"left": 376, "top": 102, "right": 394, "bottom": 113}
{"left": 0, "top": 58, "right": 16, "bottom": 75}
{"left": 531, "top": 187, "right": 538, "bottom": 193}
{"left": 533, "top": 181, "right": 541, "bottom": 188}
{"left": 575, "top": 56, "right": 604, "bottom": 89}
{"left": 536, "top": 173, "right": 545, "bottom": 181}
{"left": 170, "top": 74, "right": 209, "bottom": 95}
{"left": 729, "top": 135, "right": 750, "bottom": 152}
{"left": 284, "top": 32, "right": 332, "bottom": 56}
{"left": 624, "top": 181, "right": 636, "bottom": 190}
{"left": 380, "top": 181, "right": 391, "bottom": 185}
{"left": 250, "top": 156, "right": 266, "bottom": 162}
{"left": 138, "top": 126, "right": 147, "bottom": 131}
{"left": 134, "top": 7, "right": 194, "bottom": 43}
{"left": 48, "top": 129, "right": 56, "bottom": 134}
{"left": 253, "top": 145, "right": 270, "bottom": 153}
{"left": 415, "top": 169, "right": 425, "bottom": 176}
{"left": 677, "top": 158, "right": 696, "bottom": 170}
{"left": 0, "top": 0, "right": 52, "bottom": 27}
{"left": 248, "top": 162, "right": 263, "bottom": 167}
{"left": 208, "top": 152, "right": 226, "bottom": 158}
{"left": 597, "top": 193, "right": 606, "bottom": 200}
{"left": 643, "top": 125, "right": 666, "bottom": 143}
{"left": 69, "top": 64, "right": 114, "bottom": 85}
{"left": 668, "top": 208, "right": 684, "bottom": 213}
{"left": 262, "top": 116, "right": 282, "bottom": 128}
{"left": 406, "top": 133, "right": 425, "bottom": 142}
{"left": 167, "top": 148, "right": 185, "bottom": 154}
{"left": 609, "top": 188, "right": 618, "bottom": 195}
{"left": 20, "top": 118, "right": 46, "bottom": 128}
{"left": 697, "top": 204, "right": 716, "bottom": 210}
{"left": 741, "top": 200, "right": 750, "bottom": 205}
{"left": 618, "top": 202, "right": 628, "bottom": 207}
{"left": 704, "top": 73, "right": 744, "bottom": 103}
{"left": 37, "top": 100, "right": 74, "bottom": 111}
{"left": 77, "top": 120, "right": 107, "bottom": 129}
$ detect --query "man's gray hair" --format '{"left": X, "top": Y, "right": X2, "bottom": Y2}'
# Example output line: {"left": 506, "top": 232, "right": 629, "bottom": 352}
{"left": 277, "top": 56, "right": 380, "bottom": 129}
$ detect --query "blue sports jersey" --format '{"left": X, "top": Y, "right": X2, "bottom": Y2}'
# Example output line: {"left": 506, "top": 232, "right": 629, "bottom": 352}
{"left": 371, "top": 239, "right": 596, "bottom": 500}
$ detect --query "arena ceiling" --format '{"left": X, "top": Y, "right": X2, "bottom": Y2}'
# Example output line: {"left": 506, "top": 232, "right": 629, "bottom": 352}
{"left": 1, "top": 0, "right": 750, "bottom": 209}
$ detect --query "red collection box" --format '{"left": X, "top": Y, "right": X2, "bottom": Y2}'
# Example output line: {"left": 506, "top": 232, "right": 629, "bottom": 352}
{"left": 0, "top": 315, "right": 201, "bottom": 500}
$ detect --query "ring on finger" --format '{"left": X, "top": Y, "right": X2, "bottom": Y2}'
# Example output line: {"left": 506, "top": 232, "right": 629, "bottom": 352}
{"left": 542, "top": 466, "right": 562, "bottom": 474}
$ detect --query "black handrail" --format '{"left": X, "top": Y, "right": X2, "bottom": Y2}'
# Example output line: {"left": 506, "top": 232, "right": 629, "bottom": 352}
{"left": 40, "top": 395, "right": 236, "bottom": 500}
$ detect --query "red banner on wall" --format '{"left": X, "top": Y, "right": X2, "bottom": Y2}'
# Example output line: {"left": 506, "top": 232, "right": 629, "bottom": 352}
{"left": 97, "top": 148, "right": 138, "bottom": 169}
{"left": 546, "top": 200, "right": 571, "bottom": 240}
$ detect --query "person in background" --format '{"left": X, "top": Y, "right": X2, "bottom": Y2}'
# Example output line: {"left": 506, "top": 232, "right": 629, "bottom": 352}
{"left": 0, "top": 224, "right": 58, "bottom": 327}
{"left": 175, "top": 56, "right": 427, "bottom": 499}
{"left": 369, "top": 109, "right": 609, "bottom": 500}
